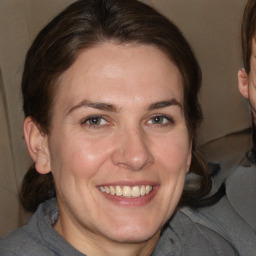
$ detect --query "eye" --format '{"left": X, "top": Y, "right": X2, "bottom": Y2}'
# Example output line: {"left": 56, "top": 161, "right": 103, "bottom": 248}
{"left": 81, "top": 116, "right": 108, "bottom": 127}
{"left": 147, "top": 115, "right": 173, "bottom": 125}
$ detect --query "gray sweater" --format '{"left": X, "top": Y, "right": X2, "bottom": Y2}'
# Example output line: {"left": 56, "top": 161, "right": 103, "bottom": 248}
{"left": 0, "top": 198, "right": 237, "bottom": 256}
{"left": 181, "top": 162, "right": 256, "bottom": 256}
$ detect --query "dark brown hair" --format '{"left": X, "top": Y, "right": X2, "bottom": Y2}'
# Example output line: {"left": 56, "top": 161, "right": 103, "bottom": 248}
{"left": 241, "top": 0, "right": 256, "bottom": 74}
{"left": 20, "top": 0, "right": 211, "bottom": 211}
{"left": 241, "top": 0, "right": 256, "bottom": 162}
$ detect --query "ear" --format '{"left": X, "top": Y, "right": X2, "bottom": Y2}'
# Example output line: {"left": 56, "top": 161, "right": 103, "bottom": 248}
{"left": 23, "top": 117, "right": 51, "bottom": 174}
{"left": 238, "top": 68, "right": 249, "bottom": 99}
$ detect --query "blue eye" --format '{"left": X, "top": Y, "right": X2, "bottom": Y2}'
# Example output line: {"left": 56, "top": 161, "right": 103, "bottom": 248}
{"left": 83, "top": 116, "right": 107, "bottom": 126}
{"left": 148, "top": 115, "right": 172, "bottom": 125}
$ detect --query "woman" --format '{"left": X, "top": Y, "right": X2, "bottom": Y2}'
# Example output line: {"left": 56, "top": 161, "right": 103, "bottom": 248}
{"left": 0, "top": 0, "right": 236, "bottom": 255}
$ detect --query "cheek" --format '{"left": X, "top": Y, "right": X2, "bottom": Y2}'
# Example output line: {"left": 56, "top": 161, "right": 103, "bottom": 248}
{"left": 152, "top": 134, "right": 191, "bottom": 189}
{"left": 49, "top": 134, "right": 112, "bottom": 181}
{"left": 249, "top": 90, "right": 256, "bottom": 108}
{"left": 248, "top": 90, "right": 256, "bottom": 118}
{"left": 154, "top": 132, "right": 190, "bottom": 171}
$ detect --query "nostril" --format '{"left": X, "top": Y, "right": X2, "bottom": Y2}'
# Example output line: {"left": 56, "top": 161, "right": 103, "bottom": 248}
{"left": 112, "top": 147, "right": 154, "bottom": 171}
{"left": 111, "top": 129, "right": 154, "bottom": 170}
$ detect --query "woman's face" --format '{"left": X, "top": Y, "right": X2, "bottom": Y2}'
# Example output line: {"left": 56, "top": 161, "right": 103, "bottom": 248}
{"left": 45, "top": 42, "right": 191, "bottom": 249}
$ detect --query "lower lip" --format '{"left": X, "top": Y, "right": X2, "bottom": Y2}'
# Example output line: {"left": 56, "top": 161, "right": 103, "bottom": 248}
{"left": 99, "top": 186, "right": 159, "bottom": 207}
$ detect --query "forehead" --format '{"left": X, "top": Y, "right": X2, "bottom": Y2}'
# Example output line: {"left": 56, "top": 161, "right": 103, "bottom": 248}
{"left": 55, "top": 42, "right": 183, "bottom": 112}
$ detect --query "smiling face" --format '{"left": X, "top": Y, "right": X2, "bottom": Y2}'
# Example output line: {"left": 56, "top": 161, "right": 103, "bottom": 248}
{"left": 33, "top": 42, "right": 191, "bottom": 254}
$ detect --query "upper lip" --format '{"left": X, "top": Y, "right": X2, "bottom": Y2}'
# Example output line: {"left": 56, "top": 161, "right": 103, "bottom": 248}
{"left": 97, "top": 181, "right": 159, "bottom": 187}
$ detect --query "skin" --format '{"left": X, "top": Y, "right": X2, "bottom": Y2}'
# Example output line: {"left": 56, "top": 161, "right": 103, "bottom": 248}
{"left": 238, "top": 36, "right": 256, "bottom": 123}
{"left": 24, "top": 42, "right": 192, "bottom": 256}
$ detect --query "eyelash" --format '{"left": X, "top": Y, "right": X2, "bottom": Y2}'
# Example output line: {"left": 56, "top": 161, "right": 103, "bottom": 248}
{"left": 81, "top": 115, "right": 108, "bottom": 129}
{"left": 80, "top": 114, "right": 174, "bottom": 129}
{"left": 147, "top": 115, "right": 174, "bottom": 127}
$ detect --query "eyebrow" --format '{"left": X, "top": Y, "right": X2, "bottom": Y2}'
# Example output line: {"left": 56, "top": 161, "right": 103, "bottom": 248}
{"left": 67, "top": 100, "right": 120, "bottom": 115}
{"left": 67, "top": 98, "right": 182, "bottom": 115}
{"left": 147, "top": 99, "right": 182, "bottom": 111}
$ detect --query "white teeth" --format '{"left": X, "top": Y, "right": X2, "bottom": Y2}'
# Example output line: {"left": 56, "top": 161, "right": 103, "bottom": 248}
{"left": 145, "top": 185, "right": 151, "bottom": 194}
{"left": 100, "top": 186, "right": 105, "bottom": 192}
{"left": 110, "top": 186, "right": 115, "bottom": 195}
{"left": 123, "top": 186, "right": 132, "bottom": 197}
{"left": 105, "top": 186, "right": 110, "bottom": 194}
{"left": 115, "top": 186, "right": 123, "bottom": 196}
{"left": 141, "top": 185, "right": 146, "bottom": 196}
{"left": 99, "top": 185, "right": 153, "bottom": 197}
{"left": 132, "top": 186, "right": 140, "bottom": 197}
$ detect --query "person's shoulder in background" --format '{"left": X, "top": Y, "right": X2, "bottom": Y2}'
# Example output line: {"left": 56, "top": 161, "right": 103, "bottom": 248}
{"left": 181, "top": 133, "right": 256, "bottom": 256}
{"left": 153, "top": 210, "right": 238, "bottom": 256}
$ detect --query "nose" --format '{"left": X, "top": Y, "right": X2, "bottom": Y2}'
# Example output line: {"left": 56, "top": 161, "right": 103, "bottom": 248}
{"left": 111, "top": 127, "right": 154, "bottom": 171}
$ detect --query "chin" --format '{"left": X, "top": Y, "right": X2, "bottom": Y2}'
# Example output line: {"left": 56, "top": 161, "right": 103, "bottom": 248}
{"left": 102, "top": 223, "right": 161, "bottom": 244}
{"left": 108, "top": 233, "right": 158, "bottom": 244}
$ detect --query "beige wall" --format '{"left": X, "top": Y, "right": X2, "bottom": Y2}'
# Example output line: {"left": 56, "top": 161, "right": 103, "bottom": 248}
{"left": 149, "top": 0, "right": 250, "bottom": 144}
{"left": 0, "top": 0, "right": 249, "bottom": 237}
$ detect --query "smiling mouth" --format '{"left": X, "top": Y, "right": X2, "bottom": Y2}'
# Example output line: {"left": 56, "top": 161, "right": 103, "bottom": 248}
{"left": 99, "top": 185, "right": 153, "bottom": 198}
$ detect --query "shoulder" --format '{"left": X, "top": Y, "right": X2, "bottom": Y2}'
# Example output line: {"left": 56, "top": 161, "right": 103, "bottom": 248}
{"left": 191, "top": 222, "right": 238, "bottom": 255}
{"left": 155, "top": 210, "right": 237, "bottom": 256}
{"left": 173, "top": 210, "right": 237, "bottom": 255}
{"left": 225, "top": 163, "right": 256, "bottom": 231}
{"left": 181, "top": 195, "right": 256, "bottom": 255}
{"left": 0, "top": 226, "right": 55, "bottom": 256}
{"left": 0, "top": 199, "right": 58, "bottom": 256}
{"left": 0, "top": 199, "right": 84, "bottom": 256}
